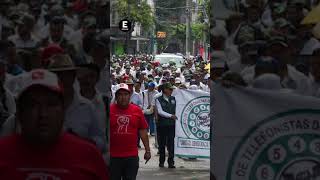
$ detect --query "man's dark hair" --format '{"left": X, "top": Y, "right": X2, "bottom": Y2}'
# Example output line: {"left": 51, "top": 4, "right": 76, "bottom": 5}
{"left": 49, "top": 16, "right": 65, "bottom": 25}
{"left": 312, "top": 48, "right": 320, "bottom": 56}
{"left": 135, "top": 71, "right": 141, "bottom": 79}
{"left": 158, "top": 84, "right": 163, "bottom": 92}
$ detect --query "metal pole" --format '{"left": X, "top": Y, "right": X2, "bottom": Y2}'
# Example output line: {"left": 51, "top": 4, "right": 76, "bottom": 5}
{"left": 186, "top": 0, "right": 191, "bottom": 58}
{"left": 137, "top": 32, "right": 140, "bottom": 53}
{"left": 125, "top": 0, "right": 131, "bottom": 54}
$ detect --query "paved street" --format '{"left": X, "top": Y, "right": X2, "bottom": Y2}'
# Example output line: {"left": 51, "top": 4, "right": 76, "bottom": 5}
{"left": 137, "top": 136, "right": 210, "bottom": 180}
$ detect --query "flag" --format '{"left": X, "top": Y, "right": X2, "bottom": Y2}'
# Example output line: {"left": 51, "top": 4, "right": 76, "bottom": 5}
{"left": 301, "top": 3, "right": 320, "bottom": 24}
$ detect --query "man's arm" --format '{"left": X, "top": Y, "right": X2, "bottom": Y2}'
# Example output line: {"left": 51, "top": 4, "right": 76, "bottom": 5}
{"left": 139, "top": 129, "right": 150, "bottom": 152}
{"left": 139, "top": 128, "right": 151, "bottom": 162}
{"left": 155, "top": 98, "right": 172, "bottom": 118}
{"left": 153, "top": 105, "right": 158, "bottom": 123}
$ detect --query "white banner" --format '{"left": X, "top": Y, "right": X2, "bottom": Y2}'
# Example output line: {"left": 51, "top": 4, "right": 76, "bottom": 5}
{"left": 212, "top": 84, "right": 320, "bottom": 180}
{"left": 174, "top": 89, "right": 210, "bottom": 158}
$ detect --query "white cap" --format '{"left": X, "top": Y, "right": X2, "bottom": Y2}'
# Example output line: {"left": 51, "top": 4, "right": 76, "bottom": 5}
{"left": 204, "top": 74, "right": 210, "bottom": 80}
{"left": 116, "top": 83, "right": 131, "bottom": 93}
{"left": 175, "top": 78, "right": 181, "bottom": 84}
{"left": 162, "top": 63, "right": 169, "bottom": 68}
{"left": 18, "top": 69, "right": 63, "bottom": 98}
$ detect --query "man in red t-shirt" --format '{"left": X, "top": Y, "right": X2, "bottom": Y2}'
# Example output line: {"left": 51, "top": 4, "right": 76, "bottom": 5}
{"left": 110, "top": 83, "right": 151, "bottom": 180}
{"left": 0, "top": 69, "right": 109, "bottom": 179}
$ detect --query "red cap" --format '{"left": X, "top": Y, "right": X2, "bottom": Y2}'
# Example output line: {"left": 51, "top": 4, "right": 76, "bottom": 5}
{"left": 41, "top": 44, "right": 65, "bottom": 66}
{"left": 123, "top": 74, "right": 129, "bottom": 81}
{"left": 153, "top": 61, "right": 160, "bottom": 67}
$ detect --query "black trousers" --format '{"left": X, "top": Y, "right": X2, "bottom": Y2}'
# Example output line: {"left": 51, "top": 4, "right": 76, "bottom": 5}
{"left": 137, "top": 131, "right": 140, "bottom": 147}
{"left": 158, "top": 125, "right": 175, "bottom": 165}
{"left": 110, "top": 156, "right": 139, "bottom": 180}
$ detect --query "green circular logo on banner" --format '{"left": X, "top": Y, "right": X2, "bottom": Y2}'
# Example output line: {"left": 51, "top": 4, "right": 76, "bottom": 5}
{"left": 181, "top": 96, "right": 210, "bottom": 141}
{"left": 226, "top": 109, "right": 320, "bottom": 180}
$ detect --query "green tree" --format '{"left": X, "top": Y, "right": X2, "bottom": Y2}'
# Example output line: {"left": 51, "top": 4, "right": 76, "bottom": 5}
{"left": 192, "top": 23, "right": 207, "bottom": 40}
{"left": 154, "top": 0, "right": 186, "bottom": 52}
{"left": 116, "top": 0, "right": 155, "bottom": 31}
{"left": 166, "top": 23, "right": 207, "bottom": 41}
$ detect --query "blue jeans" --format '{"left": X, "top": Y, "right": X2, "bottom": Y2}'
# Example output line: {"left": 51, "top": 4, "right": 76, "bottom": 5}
{"left": 145, "top": 114, "right": 155, "bottom": 134}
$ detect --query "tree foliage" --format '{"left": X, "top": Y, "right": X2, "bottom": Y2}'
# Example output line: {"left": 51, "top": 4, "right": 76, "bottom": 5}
{"left": 192, "top": 23, "right": 207, "bottom": 40}
{"left": 115, "top": 0, "right": 155, "bottom": 31}
{"left": 154, "top": 0, "right": 209, "bottom": 52}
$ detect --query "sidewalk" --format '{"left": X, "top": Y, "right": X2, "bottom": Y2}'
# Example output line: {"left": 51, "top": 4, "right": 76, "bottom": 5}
{"left": 137, "top": 136, "right": 210, "bottom": 180}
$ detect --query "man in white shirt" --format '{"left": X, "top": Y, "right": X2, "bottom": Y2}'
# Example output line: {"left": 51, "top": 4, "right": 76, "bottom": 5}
{"left": 48, "top": 54, "right": 105, "bottom": 153}
{"left": 133, "top": 81, "right": 143, "bottom": 109}
{"left": 37, "top": 4, "right": 74, "bottom": 40}
{"left": 76, "top": 63, "right": 108, "bottom": 163}
{"left": 145, "top": 64, "right": 153, "bottom": 76}
{"left": 8, "top": 14, "right": 39, "bottom": 49}
{"left": 69, "top": 13, "right": 97, "bottom": 54}
{"left": 39, "top": 16, "right": 75, "bottom": 58}
{"left": 201, "top": 75, "right": 210, "bottom": 92}
{"left": 142, "top": 82, "right": 158, "bottom": 136}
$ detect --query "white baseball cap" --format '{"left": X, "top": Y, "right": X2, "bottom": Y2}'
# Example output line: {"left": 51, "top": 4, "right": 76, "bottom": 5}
{"left": 116, "top": 83, "right": 131, "bottom": 93}
{"left": 175, "top": 77, "right": 181, "bottom": 84}
{"left": 204, "top": 74, "right": 210, "bottom": 80}
{"left": 17, "top": 69, "right": 63, "bottom": 98}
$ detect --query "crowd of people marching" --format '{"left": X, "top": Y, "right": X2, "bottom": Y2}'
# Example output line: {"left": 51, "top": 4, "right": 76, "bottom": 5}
{"left": 0, "top": 0, "right": 213, "bottom": 179}
{"left": 110, "top": 54, "right": 211, "bottom": 95}
{"left": 0, "top": 0, "right": 110, "bottom": 179}
{"left": 109, "top": 53, "right": 211, "bottom": 179}
{"left": 212, "top": 0, "right": 320, "bottom": 97}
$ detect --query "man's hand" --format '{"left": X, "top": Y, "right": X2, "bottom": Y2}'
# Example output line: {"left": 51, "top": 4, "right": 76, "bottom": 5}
{"left": 171, "top": 115, "right": 178, "bottom": 120}
{"left": 144, "top": 151, "right": 151, "bottom": 163}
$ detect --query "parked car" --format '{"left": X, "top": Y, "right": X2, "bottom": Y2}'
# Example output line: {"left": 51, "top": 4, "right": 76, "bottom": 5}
{"left": 154, "top": 53, "right": 186, "bottom": 68}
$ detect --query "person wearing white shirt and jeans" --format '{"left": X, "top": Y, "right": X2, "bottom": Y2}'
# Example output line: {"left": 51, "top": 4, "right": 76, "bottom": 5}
{"left": 142, "top": 82, "right": 158, "bottom": 136}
